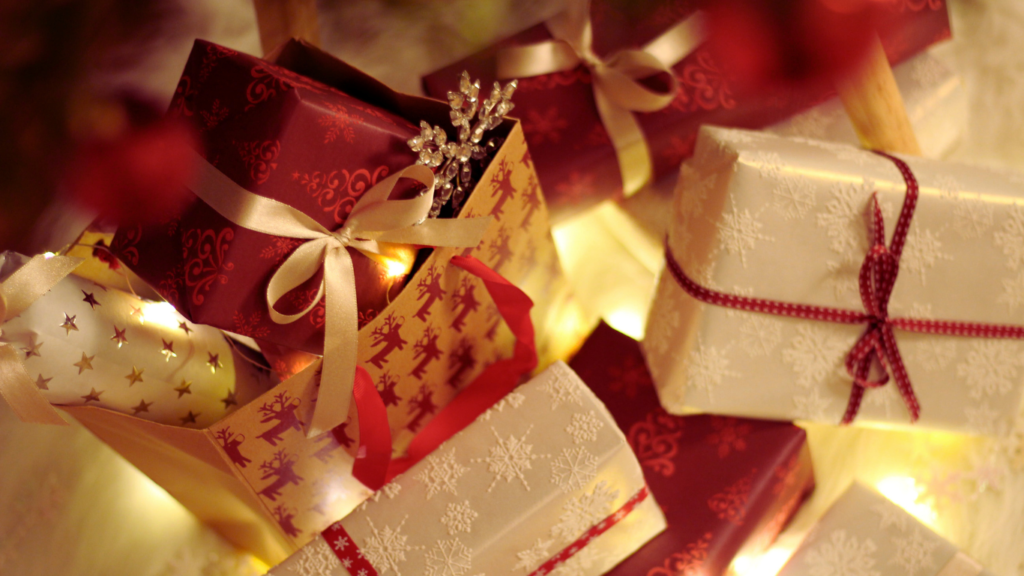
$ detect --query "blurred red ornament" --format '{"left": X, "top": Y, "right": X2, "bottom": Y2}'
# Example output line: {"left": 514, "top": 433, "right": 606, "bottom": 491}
{"left": 705, "top": 0, "right": 883, "bottom": 94}
{"left": 64, "top": 95, "right": 199, "bottom": 226}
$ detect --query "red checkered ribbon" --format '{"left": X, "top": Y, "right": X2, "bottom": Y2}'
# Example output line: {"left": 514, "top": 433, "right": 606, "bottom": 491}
{"left": 665, "top": 151, "right": 1024, "bottom": 424}
{"left": 320, "top": 486, "right": 650, "bottom": 576}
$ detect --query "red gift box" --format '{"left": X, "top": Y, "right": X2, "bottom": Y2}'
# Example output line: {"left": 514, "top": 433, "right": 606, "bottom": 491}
{"left": 569, "top": 322, "right": 815, "bottom": 576}
{"left": 423, "top": 0, "right": 950, "bottom": 221}
{"left": 112, "top": 40, "right": 424, "bottom": 354}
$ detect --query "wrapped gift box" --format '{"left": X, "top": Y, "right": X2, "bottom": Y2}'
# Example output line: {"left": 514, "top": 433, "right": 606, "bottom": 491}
{"left": 423, "top": 0, "right": 950, "bottom": 221}
{"left": 111, "top": 39, "right": 424, "bottom": 355}
{"left": 777, "top": 482, "right": 994, "bottom": 576}
{"left": 643, "top": 126, "right": 1024, "bottom": 436}
{"left": 269, "top": 361, "right": 666, "bottom": 576}
{"left": 570, "top": 322, "right": 814, "bottom": 576}
{"left": 0, "top": 251, "right": 271, "bottom": 428}
{"left": 552, "top": 49, "right": 968, "bottom": 341}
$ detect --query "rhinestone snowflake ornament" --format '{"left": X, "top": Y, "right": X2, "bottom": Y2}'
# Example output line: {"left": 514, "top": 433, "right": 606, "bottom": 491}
{"left": 408, "top": 71, "right": 517, "bottom": 217}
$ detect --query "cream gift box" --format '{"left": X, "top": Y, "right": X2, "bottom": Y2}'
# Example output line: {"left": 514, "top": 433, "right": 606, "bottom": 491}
{"left": 0, "top": 251, "right": 268, "bottom": 428}
{"left": 642, "top": 126, "right": 1024, "bottom": 436}
{"left": 552, "top": 49, "right": 967, "bottom": 342}
{"left": 777, "top": 482, "right": 994, "bottom": 576}
{"left": 268, "top": 361, "right": 666, "bottom": 576}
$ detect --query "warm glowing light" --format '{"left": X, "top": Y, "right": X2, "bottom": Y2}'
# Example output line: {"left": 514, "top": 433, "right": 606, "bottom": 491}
{"left": 876, "top": 476, "right": 938, "bottom": 526}
{"left": 383, "top": 257, "right": 410, "bottom": 278}
{"left": 730, "top": 546, "right": 795, "bottom": 576}
{"left": 43, "top": 252, "right": 57, "bottom": 259}
{"left": 606, "top": 308, "right": 645, "bottom": 340}
{"left": 144, "top": 301, "right": 183, "bottom": 329}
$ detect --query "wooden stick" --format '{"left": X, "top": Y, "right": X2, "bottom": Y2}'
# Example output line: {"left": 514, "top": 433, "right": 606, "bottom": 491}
{"left": 836, "top": 36, "right": 921, "bottom": 156}
{"left": 252, "top": 0, "right": 321, "bottom": 55}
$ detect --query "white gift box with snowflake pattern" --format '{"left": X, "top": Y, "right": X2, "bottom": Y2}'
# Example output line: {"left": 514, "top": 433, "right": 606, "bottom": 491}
{"left": 268, "top": 362, "right": 666, "bottom": 576}
{"left": 778, "top": 482, "right": 994, "bottom": 576}
{"left": 643, "top": 126, "right": 1024, "bottom": 437}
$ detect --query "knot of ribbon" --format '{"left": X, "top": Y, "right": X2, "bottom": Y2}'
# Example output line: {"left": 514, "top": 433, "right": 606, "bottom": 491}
{"left": 187, "top": 149, "right": 492, "bottom": 437}
{"left": 496, "top": 1, "right": 705, "bottom": 196}
{"left": 0, "top": 253, "right": 82, "bottom": 426}
{"left": 664, "top": 150, "right": 1024, "bottom": 425}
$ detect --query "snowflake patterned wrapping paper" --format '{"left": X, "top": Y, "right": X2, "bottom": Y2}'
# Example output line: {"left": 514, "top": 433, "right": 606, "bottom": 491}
{"left": 569, "top": 322, "right": 815, "bottom": 576}
{"left": 777, "top": 482, "right": 994, "bottom": 576}
{"left": 268, "top": 361, "right": 667, "bottom": 576}
{"left": 422, "top": 0, "right": 950, "bottom": 222}
{"left": 642, "top": 126, "right": 1024, "bottom": 436}
{"left": 0, "top": 251, "right": 269, "bottom": 428}
{"left": 110, "top": 39, "right": 422, "bottom": 355}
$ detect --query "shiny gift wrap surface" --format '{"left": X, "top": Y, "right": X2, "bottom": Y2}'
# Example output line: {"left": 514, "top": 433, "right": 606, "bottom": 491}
{"left": 570, "top": 322, "right": 815, "bottom": 576}
{"left": 777, "top": 482, "right": 995, "bottom": 576}
{"left": 643, "top": 126, "right": 1024, "bottom": 436}
{"left": 0, "top": 252, "right": 262, "bottom": 428}
{"left": 423, "top": 0, "right": 950, "bottom": 221}
{"left": 269, "top": 362, "right": 666, "bottom": 576}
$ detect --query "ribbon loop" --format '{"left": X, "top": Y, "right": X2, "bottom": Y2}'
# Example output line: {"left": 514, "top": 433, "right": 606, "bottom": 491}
{"left": 186, "top": 150, "right": 491, "bottom": 437}
{"left": 496, "top": 1, "right": 705, "bottom": 196}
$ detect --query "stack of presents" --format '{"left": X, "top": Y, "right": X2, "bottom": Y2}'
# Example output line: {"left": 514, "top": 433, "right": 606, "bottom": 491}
{"left": 0, "top": 1, "right": 1011, "bottom": 575}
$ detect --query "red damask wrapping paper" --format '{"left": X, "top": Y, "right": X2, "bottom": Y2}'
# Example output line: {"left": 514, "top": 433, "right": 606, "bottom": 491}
{"left": 423, "top": 0, "right": 950, "bottom": 221}
{"left": 569, "top": 322, "right": 815, "bottom": 576}
{"left": 111, "top": 39, "right": 423, "bottom": 354}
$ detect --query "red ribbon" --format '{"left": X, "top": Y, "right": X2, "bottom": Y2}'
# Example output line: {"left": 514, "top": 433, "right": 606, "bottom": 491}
{"left": 319, "top": 486, "right": 650, "bottom": 576}
{"left": 665, "top": 151, "right": 1024, "bottom": 424}
{"left": 349, "top": 255, "right": 537, "bottom": 489}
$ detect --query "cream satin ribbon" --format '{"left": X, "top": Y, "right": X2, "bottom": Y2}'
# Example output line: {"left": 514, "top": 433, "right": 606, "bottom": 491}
{"left": 936, "top": 552, "right": 985, "bottom": 576}
{"left": 497, "top": 2, "right": 705, "bottom": 196}
{"left": 187, "top": 150, "right": 492, "bottom": 437}
{"left": 0, "top": 254, "right": 82, "bottom": 425}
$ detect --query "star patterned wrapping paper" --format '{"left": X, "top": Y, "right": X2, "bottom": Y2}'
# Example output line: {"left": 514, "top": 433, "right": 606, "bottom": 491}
{"left": 776, "top": 482, "right": 995, "bottom": 576}
{"left": 423, "top": 0, "right": 950, "bottom": 221}
{"left": 642, "top": 126, "right": 1024, "bottom": 436}
{"left": 268, "top": 361, "right": 667, "bottom": 576}
{"left": 0, "top": 251, "right": 268, "bottom": 428}
{"left": 570, "top": 322, "right": 815, "bottom": 576}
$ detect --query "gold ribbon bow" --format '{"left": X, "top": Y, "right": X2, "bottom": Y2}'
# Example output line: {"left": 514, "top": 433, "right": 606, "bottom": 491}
{"left": 187, "top": 150, "right": 492, "bottom": 437}
{"left": 497, "top": 2, "right": 705, "bottom": 196}
{"left": 0, "top": 253, "right": 82, "bottom": 425}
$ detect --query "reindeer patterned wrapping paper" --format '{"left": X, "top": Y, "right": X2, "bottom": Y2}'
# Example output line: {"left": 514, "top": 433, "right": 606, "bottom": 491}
{"left": 269, "top": 362, "right": 666, "bottom": 576}
{"left": 48, "top": 42, "right": 585, "bottom": 565}
{"left": 0, "top": 251, "right": 270, "bottom": 428}
{"left": 643, "top": 126, "right": 1024, "bottom": 436}
{"left": 777, "top": 483, "right": 994, "bottom": 576}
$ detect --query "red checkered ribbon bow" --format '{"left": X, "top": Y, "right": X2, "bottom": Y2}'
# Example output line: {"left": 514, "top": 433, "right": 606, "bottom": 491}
{"left": 665, "top": 151, "right": 1024, "bottom": 424}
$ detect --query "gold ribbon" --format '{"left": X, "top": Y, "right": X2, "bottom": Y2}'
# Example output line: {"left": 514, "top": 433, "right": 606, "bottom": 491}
{"left": 497, "top": 2, "right": 705, "bottom": 196}
{"left": 187, "top": 150, "right": 492, "bottom": 437}
{"left": 936, "top": 552, "right": 985, "bottom": 576}
{"left": 0, "top": 254, "right": 83, "bottom": 425}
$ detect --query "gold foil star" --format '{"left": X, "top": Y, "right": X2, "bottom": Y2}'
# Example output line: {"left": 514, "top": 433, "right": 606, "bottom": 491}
{"left": 81, "top": 388, "right": 103, "bottom": 403}
{"left": 178, "top": 321, "right": 193, "bottom": 336}
{"left": 207, "top": 352, "right": 222, "bottom": 373}
{"left": 60, "top": 313, "right": 79, "bottom": 335}
{"left": 23, "top": 340, "right": 42, "bottom": 359}
{"left": 161, "top": 339, "right": 177, "bottom": 362}
{"left": 111, "top": 325, "right": 127, "bottom": 348}
{"left": 221, "top": 389, "right": 238, "bottom": 408}
{"left": 129, "top": 305, "right": 145, "bottom": 323}
{"left": 35, "top": 374, "right": 52, "bottom": 390}
{"left": 73, "top": 353, "right": 95, "bottom": 374}
{"left": 81, "top": 290, "right": 101, "bottom": 309}
{"left": 132, "top": 399, "right": 153, "bottom": 414}
{"left": 125, "top": 366, "right": 144, "bottom": 386}
{"left": 180, "top": 410, "right": 200, "bottom": 425}
{"left": 174, "top": 379, "right": 192, "bottom": 398}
